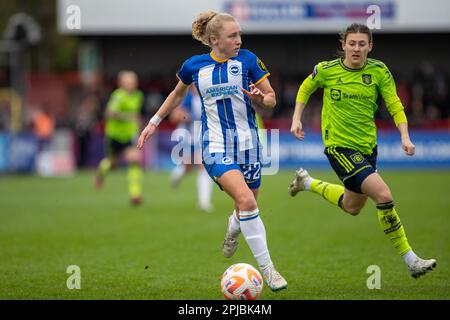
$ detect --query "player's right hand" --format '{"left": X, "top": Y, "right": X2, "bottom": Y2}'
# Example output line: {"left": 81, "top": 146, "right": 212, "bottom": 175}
{"left": 137, "top": 124, "right": 157, "bottom": 150}
{"left": 290, "top": 120, "right": 305, "bottom": 140}
{"left": 401, "top": 136, "right": 415, "bottom": 156}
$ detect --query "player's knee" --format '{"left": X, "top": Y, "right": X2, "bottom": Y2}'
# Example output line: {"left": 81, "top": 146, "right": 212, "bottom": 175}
{"left": 110, "top": 158, "right": 118, "bottom": 168}
{"left": 341, "top": 197, "right": 363, "bottom": 216}
{"left": 375, "top": 188, "right": 393, "bottom": 204}
{"left": 344, "top": 205, "right": 361, "bottom": 216}
{"left": 125, "top": 149, "right": 141, "bottom": 164}
{"left": 236, "top": 192, "right": 257, "bottom": 212}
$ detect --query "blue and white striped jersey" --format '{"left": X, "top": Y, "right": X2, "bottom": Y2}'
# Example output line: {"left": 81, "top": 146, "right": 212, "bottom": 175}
{"left": 176, "top": 49, "right": 270, "bottom": 164}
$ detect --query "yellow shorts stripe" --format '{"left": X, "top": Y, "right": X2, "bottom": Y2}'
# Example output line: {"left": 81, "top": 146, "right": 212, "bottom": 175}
{"left": 330, "top": 147, "right": 354, "bottom": 173}
{"left": 328, "top": 147, "right": 350, "bottom": 172}
{"left": 334, "top": 147, "right": 355, "bottom": 171}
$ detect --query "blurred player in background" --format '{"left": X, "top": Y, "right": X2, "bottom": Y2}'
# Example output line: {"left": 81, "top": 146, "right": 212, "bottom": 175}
{"left": 137, "top": 11, "right": 287, "bottom": 291}
{"left": 170, "top": 85, "right": 214, "bottom": 213}
{"left": 95, "top": 70, "right": 144, "bottom": 205}
{"left": 32, "top": 106, "right": 55, "bottom": 151}
{"left": 289, "top": 23, "right": 436, "bottom": 278}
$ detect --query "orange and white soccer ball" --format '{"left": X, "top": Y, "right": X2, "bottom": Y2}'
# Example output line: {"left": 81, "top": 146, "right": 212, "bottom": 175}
{"left": 220, "top": 263, "right": 263, "bottom": 300}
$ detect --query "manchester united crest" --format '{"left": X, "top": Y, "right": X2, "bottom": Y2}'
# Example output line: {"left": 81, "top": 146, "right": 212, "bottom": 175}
{"left": 350, "top": 152, "right": 364, "bottom": 164}
{"left": 362, "top": 74, "right": 372, "bottom": 85}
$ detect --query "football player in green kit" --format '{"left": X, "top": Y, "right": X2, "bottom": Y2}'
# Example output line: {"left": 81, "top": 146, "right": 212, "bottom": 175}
{"left": 288, "top": 23, "right": 436, "bottom": 278}
{"left": 95, "top": 70, "right": 144, "bottom": 205}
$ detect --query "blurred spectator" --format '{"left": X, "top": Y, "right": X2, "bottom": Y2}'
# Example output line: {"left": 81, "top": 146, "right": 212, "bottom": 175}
{"left": 395, "top": 75, "right": 411, "bottom": 114}
{"left": 32, "top": 106, "right": 54, "bottom": 150}
{"left": 280, "top": 79, "right": 300, "bottom": 118}
{"left": 409, "top": 83, "right": 424, "bottom": 126}
{"left": 74, "top": 87, "right": 102, "bottom": 167}
{"left": 432, "top": 68, "right": 449, "bottom": 119}
{"left": 408, "top": 61, "right": 450, "bottom": 125}
{"left": 0, "top": 100, "right": 10, "bottom": 131}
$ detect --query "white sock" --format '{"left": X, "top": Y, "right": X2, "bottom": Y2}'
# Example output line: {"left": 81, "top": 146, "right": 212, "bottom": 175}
{"left": 171, "top": 164, "right": 186, "bottom": 182}
{"left": 304, "top": 177, "right": 313, "bottom": 190}
{"left": 227, "top": 210, "right": 241, "bottom": 238}
{"left": 402, "top": 249, "right": 418, "bottom": 266}
{"left": 239, "top": 208, "right": 272, "bottom": 269}
{"left": 197, "top": 169, "right": 213, "bottom": 208}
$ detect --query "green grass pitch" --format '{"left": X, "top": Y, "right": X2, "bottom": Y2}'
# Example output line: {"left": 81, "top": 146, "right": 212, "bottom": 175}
{"left": 0, "top": 169, "right": 449, "bottom": 299}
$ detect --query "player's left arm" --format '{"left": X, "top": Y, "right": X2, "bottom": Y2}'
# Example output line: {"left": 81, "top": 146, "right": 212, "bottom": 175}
{"left": 137, "top": 81, "right": 190, "bottom": 149}
{"left": 242, "top": 78, "right": 276, "bottom": 109}
{"left": 169, "top": 106, "right": 191, "bottom": 124}
{"left": 379, "top": 67, "right": 415, "bottom": 156}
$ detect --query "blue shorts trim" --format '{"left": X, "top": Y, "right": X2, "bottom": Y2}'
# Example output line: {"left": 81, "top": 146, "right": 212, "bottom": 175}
{"left": 203, "top": 157, "right": 262, "bottom": 191}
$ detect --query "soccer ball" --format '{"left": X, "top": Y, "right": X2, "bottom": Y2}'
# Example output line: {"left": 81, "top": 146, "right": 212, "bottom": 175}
{"left": 220, "top": 263, "right": 263, "bottom": 300}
